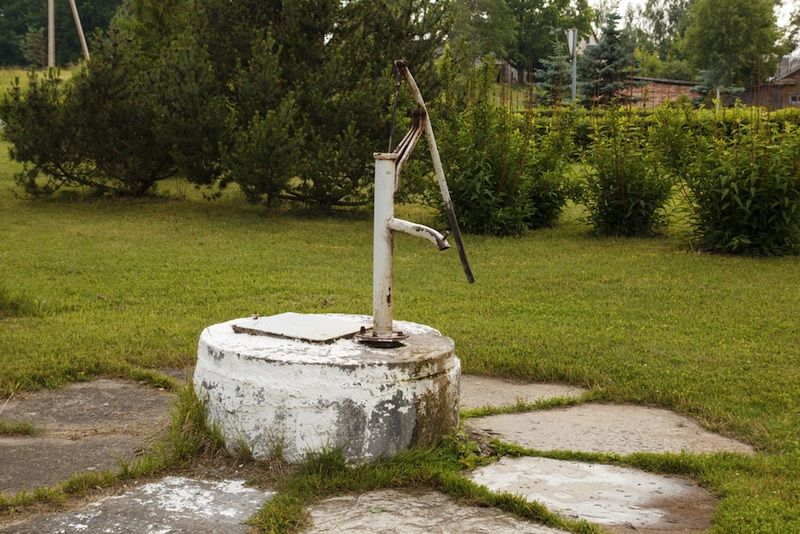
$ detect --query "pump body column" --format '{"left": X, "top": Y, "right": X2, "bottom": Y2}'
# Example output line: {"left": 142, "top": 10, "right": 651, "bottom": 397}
{"left": 372, "top": 153, "right": 398, "bottom": 337}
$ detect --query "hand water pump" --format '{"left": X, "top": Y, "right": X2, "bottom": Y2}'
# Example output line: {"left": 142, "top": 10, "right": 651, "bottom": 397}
{"left": 355, "top": 60, "right": 474, "bottom": 347}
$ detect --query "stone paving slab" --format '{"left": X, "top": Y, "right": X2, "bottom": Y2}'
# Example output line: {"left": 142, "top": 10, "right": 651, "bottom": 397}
{"left": 302, "top": 488, "right": 568, "bottom": 533}
{"left": 0, "top": 379, "right": 173, "bottom": 432}
{"left": 466, "top": 403, "right": 753, "bottom": 455}
{"left": 1, "top": 477, "right": 274, "bottom": 534}
{"left": 0, "top": 435, "right": 141, "bottom": 494}
{"left": 460, "top": 376, "right": 587, "bottom": 410}
{"left": 470, "top": 457, "right": 716, "bottom": 533}
{"left": 0, "top": 379, "right": 173, "bottom": 494}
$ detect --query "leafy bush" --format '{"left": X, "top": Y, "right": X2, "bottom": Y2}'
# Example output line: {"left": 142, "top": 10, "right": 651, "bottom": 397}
{"left": 440, "top": 70, "right": 530, "bottom": 236}
{"left": 522, "top": 107, "right": 581, "bottom": 228}
{"left": 583, "top": 113, "right": 673, "bottom": 236}
{"left": 684, "top": 122, "right": 800, "bottom": 255}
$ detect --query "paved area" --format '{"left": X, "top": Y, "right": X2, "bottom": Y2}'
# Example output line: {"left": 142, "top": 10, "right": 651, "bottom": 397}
{"left": 302, "top": 488, "right": 568, "bottom": 533}
{"left": 0, "top": 477, "right": 273, "bottom": 534}
{"left": 470, "top": 457, "right": 716, "bottom": 533}
{"left": 459, "top": 375, "right": 587, "bottom": 410}
{"left": 0, "top": 379, "right": 173, "bottom": 494}
{"left": 0, "top": 374, "right": 752, "bottom": 533}
{"left": 466, "top": 403, "right": 754, "bottom": 455}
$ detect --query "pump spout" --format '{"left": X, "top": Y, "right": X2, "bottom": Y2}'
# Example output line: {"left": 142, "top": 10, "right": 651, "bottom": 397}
{"left": 388, "top": 218, "right": 450, "bottom": 250}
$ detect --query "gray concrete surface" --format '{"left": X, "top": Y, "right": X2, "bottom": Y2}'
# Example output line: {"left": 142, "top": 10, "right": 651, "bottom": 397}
{"left": 0, "top": 379, "right": 173, "bottom": 494}
{"left": 1, "top": 477, "right": 273, "bottom": 534}
{"left": 460, "top": 376, "right": 588, "bottom": 410}
{"left": 470, "top": 457, "right": 716, "bottom": 533}
{"left": 302, "top": 488, "right": 568, "bottom": 533}
{"left": 466, "top": 403, "right": 753, "bottom": 455}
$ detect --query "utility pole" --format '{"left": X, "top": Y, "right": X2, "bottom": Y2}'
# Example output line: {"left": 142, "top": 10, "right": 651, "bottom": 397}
{"left": 566, "top": 28, "right": 578, "bottom": 103}
{"left": 69, "top": 0, "right": 90, "bottom": 61}
{"left": 48, "top": 0, "right": 55, "bottom": 68}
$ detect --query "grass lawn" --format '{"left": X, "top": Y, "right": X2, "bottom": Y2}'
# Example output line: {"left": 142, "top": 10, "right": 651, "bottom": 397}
{"left": 1, "top": 136, "right": 799, "bottom": 531}
{"left": 0, "top": 67, "right": 74, "bottom": 94}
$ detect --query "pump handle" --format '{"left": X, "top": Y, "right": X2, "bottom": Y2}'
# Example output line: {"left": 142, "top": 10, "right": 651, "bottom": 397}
{"left": 394, "top": 59, "right": 474, "bottom": 283}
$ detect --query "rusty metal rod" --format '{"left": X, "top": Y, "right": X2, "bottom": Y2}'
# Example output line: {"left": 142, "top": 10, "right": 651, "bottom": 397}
{"left": 394, "top": 60, "right": 475, "bottom": 283}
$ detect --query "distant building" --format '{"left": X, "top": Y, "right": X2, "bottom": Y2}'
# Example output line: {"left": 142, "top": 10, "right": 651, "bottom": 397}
{"left": 474, "top": 58, "right": 520, "bottom": 84}
{"left": 624, "top": 77, "right": 701, "bottom": 108}
{"left": 741, "top": 55, "right": 800, "bottom": 110}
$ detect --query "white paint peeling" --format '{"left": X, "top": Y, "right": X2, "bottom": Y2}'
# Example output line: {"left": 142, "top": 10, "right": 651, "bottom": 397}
{"left": 470, "top": 457, "right": 712, "bottom": 529}
{"left": 195, "top": 314, "right": 460, "bottom": 463}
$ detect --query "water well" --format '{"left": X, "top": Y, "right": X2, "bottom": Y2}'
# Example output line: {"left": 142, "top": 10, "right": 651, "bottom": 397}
{"left": 194, "top": 61, "right": 473, "bottom": 463}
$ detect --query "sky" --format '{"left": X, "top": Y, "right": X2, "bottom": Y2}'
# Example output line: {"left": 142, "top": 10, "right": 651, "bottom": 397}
{"left": 589, "top": 0, "right": 796, "bottom": 27}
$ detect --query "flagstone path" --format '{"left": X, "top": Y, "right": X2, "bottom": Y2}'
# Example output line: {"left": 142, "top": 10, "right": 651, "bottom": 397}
{"left": 0, "top": 373, "right": 755, "bottom": 533}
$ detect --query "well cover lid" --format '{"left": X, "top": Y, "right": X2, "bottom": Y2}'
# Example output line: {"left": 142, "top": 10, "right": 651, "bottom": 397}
{"left": 232, "top": 312, "right": 366, "bottom": 344}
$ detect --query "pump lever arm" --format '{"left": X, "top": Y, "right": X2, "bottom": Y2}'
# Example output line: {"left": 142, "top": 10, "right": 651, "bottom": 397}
{"left": 394, "top": 59, "right": 475, "bottom": 283}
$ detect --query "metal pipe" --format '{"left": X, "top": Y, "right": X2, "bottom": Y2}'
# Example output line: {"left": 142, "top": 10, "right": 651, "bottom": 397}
{"left": 388, "top": 218, "right": 450, "bottom": 250}
{"left": 372, "top": 153, "right": 397, "bottom": 338}
{"left": 395, "top": 60, "right": 475, "bottom": 283}
{"left": 68, "top": 0, "right": 90, "bottom": 62}
{"left": 48, "top": 0, "right": 55, "bottom": 68}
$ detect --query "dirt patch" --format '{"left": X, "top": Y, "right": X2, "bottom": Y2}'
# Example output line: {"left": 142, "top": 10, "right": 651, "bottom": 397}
{"left": 470, "top": 457, "right": 716, "bottom": 533}
{"left": 0, "top": 379, "right": 173, "bottom": 494}
{"left": 459, "top": 375, "right": 587, "bottom": 410}
{"left": 466, "top": 403, "right": 753, "bottom": 455}
{"left": 303, "top": 488, "right": 568, "bottom": 533}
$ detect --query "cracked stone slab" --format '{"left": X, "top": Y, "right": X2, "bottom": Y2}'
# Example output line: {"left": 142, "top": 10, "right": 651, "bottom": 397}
{"left": 0, "top": 379, "right": 173, "bottom": 433}
{"left": 1, "top": 477, "right": 274, "bottom": 534}
{"left": 302, "top": 488, "right": 567, "bottom": 533}
{"left": 0, "top": 435, "right": 143, "bottom": 494}
{"left": 470, "top": 457, "right": 715, "bottom": 533}
{"left": 0, "top": 379, "right": 173, "bottom": 494}
{"left": 460, "top": 376, "right": 587, "bottom": 410}
{"left": 466, "top": 404, "right": 753, "bottom": 455}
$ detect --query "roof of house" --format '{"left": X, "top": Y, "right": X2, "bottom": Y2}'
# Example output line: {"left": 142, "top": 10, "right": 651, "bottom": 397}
{"left": 774, "top": 55, "right": 800, "bottom": 81}
{"left": 631, "top": 76, "right": 698, "bottom": 86}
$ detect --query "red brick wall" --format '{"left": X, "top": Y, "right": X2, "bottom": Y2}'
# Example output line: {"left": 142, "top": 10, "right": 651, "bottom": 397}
{"left": 625, "top": 82, "right": 698, "bottom": 108}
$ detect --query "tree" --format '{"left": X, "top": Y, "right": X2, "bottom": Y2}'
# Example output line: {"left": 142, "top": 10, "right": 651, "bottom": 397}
{"left": 506, "top": 0, "right": 592, "bottom": 73}
{"left": 0, "top": 0, "right": 122, "bottom": 66}
{"left": 579, "top": 12, "right": 639, "bottom": 106}
{"left": 448, "top": 0, "right": 518, "bottom": 63}
{"left": 636, "top": 0, "right": 693, "bottom": 59}
{"left": 682, "top": 0, "right": 779, "bottom": 91}
{"left": 534, "top": 43, "right": 571, "bottom": 105}
{"left": 779, "top": 5, "right": 800, "bottom": 54}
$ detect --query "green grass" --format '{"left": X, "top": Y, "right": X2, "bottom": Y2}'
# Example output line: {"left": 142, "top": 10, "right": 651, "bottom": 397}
{"left": 250, "top": 439, "right": 599, "bottom": 534}
{"left": 0, "top": 418, "right": 40, "bottom": 436}
{"left": 0, "top": 67, "right": 74, "bottom": 92}
{"left": 1, "top": 130, "right": 800, "bottom": 532}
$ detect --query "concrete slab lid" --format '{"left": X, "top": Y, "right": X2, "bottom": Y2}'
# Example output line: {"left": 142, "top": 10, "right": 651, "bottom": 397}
{"left": 232, "top": 312, "right": 368, "bottom": 343}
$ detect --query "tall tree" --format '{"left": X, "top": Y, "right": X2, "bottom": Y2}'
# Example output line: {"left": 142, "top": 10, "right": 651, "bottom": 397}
{"left": 534, "top": 42, "right": 571, "bottom": 105}
{"left": 0, "top": 0, "right": 122, "bottom": 66}
{"left": 579, "top": 12, "right": 639, "bottom": 106}
{"left": 637, "top": 0, "right": 693, "bottom": 59}
{"left": 506, "top": 0, "right": 592, "bottom": 72}
{"left": 682, "top": 0, "right": 779, "bottom": 90}
{"left": 448, "top": 0, "right": 518, "bottom": 63}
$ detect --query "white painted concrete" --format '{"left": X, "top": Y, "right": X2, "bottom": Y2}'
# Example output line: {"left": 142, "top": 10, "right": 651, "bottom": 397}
{"left": 195, "top": 314, "right": 460, "bottom": 463}
{"left": 470, "top": 457, "right": 714, "bottom": 530}
{"left": 2, "top": 477, "right": 273, "bottom": 533}
{"left": 232, "top": 313, "right": 364, "bottom": 343}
